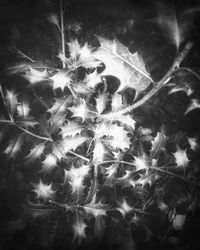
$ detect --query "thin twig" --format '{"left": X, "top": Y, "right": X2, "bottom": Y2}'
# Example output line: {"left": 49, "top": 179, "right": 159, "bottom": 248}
{"left": 0, "top": 83, "right": 14, "bottom": 122}
{"left": 106, "top": 41, "right": 194, "bottom": 116}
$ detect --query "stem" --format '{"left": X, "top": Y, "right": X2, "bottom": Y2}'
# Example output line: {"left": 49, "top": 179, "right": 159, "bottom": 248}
{"left": 60, "top": 0, "right": 66, "bottom": 68}
{"left": 180, "top": 67, "right": 200, "bottom": 80}
{"left": 68, "top": 150, "right": 89, "bottom": 162}
{"left": 0, "top": 83, "right": 14, "bottom": 122}
{"left": 14, "top": 123, "right": 53, "bottom": 142}
{"left": 14, "top": 48, "right": 36, "bottom": 63}
{"left": 111, "top": 41, "right": 194, "bottom": 116}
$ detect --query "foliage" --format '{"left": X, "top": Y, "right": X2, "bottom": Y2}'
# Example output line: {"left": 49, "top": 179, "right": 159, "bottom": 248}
{"left": 0, "top": 1, "right": 200, "bottom": 250}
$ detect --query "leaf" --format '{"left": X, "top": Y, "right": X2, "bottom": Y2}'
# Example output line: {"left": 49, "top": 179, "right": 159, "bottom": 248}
{"left": 150, "top": 127, "right": 168, "bottom": 158}
{"left": 95, "top": 92, "right": 107, "bottom": 114}
{"left": 60, "top": 120, "right": 83, "bottom": 138}
{"left": 17, "top": 101, "right": 30, "bottom": 117}
{"left": 102, "top": 112, "right": 136, "bottom": 130}
{"left": 117, "top": 199, "right": 133, "bottom": 217}
{"left": 94, "top": 122, "right": 131, "bottom": 151}
{"left": 92, "top": 140, "right": 106, "bottom": 163}
{"left": 48, "top": 14, "right": 60, "bottom": 28}
{"left": 64, "top": 164, "right": 90, "bottom": 195}
{"left": 172, "top": 214, "right": 186, "bottom": 230}
{"left": 105, "top": 163, "right": 118, "bottom": 181}
{"left": 67, "top": 39, "right": 81, "bottom": 60}
{"left": 32, "top": 179, "right": 55, "bottom": 200}
{"left": 4, "top": 134, "right": 23, "bottom": 159}
{"left": 185, "top": 99, "right": 200, "bottom": 115}
{"left": 168, "top": 82, "right": 193, "bottom": 96}
{"left": 133, "top": 154, "right": 150, "bottom": 172}
{"left": 73, "top": 216, "right": 87, "bottom": 242}
{"left": 173, "top": 145, "right": 190, "bottom": 168}
{"left": 5, "top": 89, "right": 18, "bottom": 117}
{"left": 93, "top": 36, "right": 152, "bottom": 93}
{"left": 83, "top": 69, "right": 101, "bottom": 89}
{"left": 111, "top": 93, "right": 123, "bottom": 112}
{"left": 24, "top": 66, "right": 48, "bottom": 84}
{"left": 72, "top": 82, "right": 92, "bottom": 95}
{"left": 60, "top": 135, "right": 88, "bottom": 154}
{"left": 155, "top": 2, "right": 190, "bottom": 49}
{"left": 187, "top": 137, "right": 199, "bottom": 151}
{"left": 84, "top": 201, "right": 107, "bottom": 217}
{"left": 26, "top": 142, "right": 46, "bottom": 163}
{"left": 40, "top": 154, "right": 57, "bottom": 174}
{"left": 50, "top": 72, "right": 71, "bottom": 91}
{"left": 68, "top": 99, "right": 93, "bottom": 121}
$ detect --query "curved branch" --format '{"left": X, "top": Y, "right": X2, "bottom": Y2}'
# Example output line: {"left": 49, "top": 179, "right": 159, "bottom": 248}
{"left": 113, "top": 41, "right": 194, "bottom": 116}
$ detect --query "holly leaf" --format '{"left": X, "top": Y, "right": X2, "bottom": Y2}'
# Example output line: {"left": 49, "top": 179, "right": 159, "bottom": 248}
{"left": 111, "top": 93, "right": 123, "bottom": 112}
{"left": 150, "top": 127, "right": 168, "bottom": 158}
{"left": 50, "top": 72, "right": 71, "bottom": 91}
{"left": 32, "top": 179, "right": 55, "bottom": 200}
{"left": 60, "top": 120, "right": 83, "bottom": 138}
{"left": 24, "top": 66, "right": 48, "bottom": 84}
{"left": 133, "top": 154, "right": 150, "bottom": 172}
{"left": 5, "top": 89, "right": 18, "bottom": 117}
{"left": 26, "top": 142, "right": 46, "bottom": 163}
{"left": 117, "top": 199, "right": 133, "bottom": 217}
{"left": 173, "top": 145, "right": 190, "bottom": 168}
{"left": 102, "top": 112, "right": 136, "bottom": 130}
{"left": 172, "top": 214, "right": 186, "bottom": 230}
{"left": 68, "top": 99, "right": 93, "bottom": 121}
{"left": 94, "top": 122, "right": 131, "bottom": 151}
{"left": 40, "top": 154, "right": 57, "bottom": 174}
{"left": 48, "top": 13, "right": 60, "bottom": 28}
{"left": 60, "top": 135, "right": 88, "bottom": 154}
{"left": 17, "top": 100, "right": 30, "bottom": 117}
{"left": 95, "top": 92, "right": 107, "bottom": 114}
{"left": 72, "top": 216, "right": 87, "bottom": 242}
{"left": 185, "top": 99, "right": 200, "bottom": 115}
{"left": 64, "top": 164, "right": 90, "bottom": 197}
{"left": 92, "top": 140, "right": 106, "bottom": 163}
{"left": 4, "top": 134, "right": 23, "bottom": 159}
{"left": 93, "top": 36, "right": 152, "bottom": 93}
{"left": 187, "top": 137, "right": 199, "bottom": 151}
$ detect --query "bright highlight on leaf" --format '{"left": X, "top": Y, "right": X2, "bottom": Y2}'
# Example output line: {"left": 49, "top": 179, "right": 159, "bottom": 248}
{"left": 32, "top": 179, "right": 55, "bottom": 200}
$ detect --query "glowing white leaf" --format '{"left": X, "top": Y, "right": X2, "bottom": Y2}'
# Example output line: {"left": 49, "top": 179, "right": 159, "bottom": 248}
{"left": 93, "top": 140, "right": 106, "bottom": 163}
{"left": 32, "top": 179, "right": 55, "bottom": 200}
{"left": 117, "top": 199, "right": 133, "bottom": 217}
{"left": 172, "top": 214, "right": 186, "bottom": 230}
{"left": 4, "top": 134, "right": 23, "bottom": 159}
{"left": 173, "top": 146, "right": 189, "bottom": 168}
{"left": 41, "top": 154, "right": 57, "bottom": 174}
{"left": 24, "top": 66, "right": 48, "bottom": 84}
{"left": 60, "top": 136, "right": 88, "bottom": 154}
{"left": 50, "top": 72, "right": 71, "bottom": 91}
{"left": 95, "top": 92, "right": 107, "bottom": 114}
{"left": 187, "top": 137, "right": 199, "bottom": 151}
{"left": 73, "top": 217, "right": 87, "bottom": 241}
{"left": 60, "top": 120, "right": 83, "bottom": 138}
{"left": 17, "top": 101, "right": 30, "bottom": 117}
{"left": 5, "top": 89, "right": 18, "bottom": 116}
{"left": 133, "top": 154, "right": 150, "bottom": 172}
{"left": 111, "top": 93, "right": 123, "bottom": 112}
{"left": 68, "top": 99, "right": 92, "bottom": 121}
{"left": 26, "top": 143, "right": 46, "bottom": 163}
{"left": 64, "top": 164, "right": 90, "bottom": 195}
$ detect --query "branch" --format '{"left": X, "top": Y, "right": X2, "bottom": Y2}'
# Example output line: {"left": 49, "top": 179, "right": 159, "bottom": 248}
{"left": 60, "top": 0, "right": 66, "bottom": 68}
{"left": 0, "top": 83, "right": 14, "bottom": 122}
{"left": 111, "top": 41, "right": 194, "bottom": 116}
{"left": 14, "top": 47, "right": 36, "bottom": 63}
